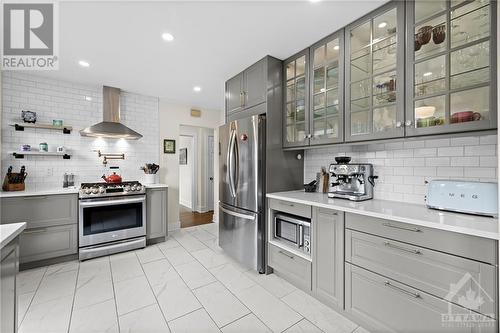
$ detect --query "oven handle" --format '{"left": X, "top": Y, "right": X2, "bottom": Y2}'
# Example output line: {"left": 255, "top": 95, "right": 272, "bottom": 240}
{"left": 79, "top": 197, "right": 145, "bottom": 208}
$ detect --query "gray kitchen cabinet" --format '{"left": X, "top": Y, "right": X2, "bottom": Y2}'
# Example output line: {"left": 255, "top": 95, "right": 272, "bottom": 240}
{"left": 225, "top": 56, "right": 277, "bottom": 121}
{"left": 345, "top": 263, "right": 497, "bottom": 333}
{"left": 244, "top": 59, "right": 267, "bottom": 109}
{"left": 312, "top": 208, "right": 344, "bottom": 310}
{"left": 309, "top": 30, "right": 345, "bottom": 145}
{"left": 268, "top": 243, "right": 312, "bottom": 291}
{"left": 226, "top": 73, "right": 244, "bottom": 115}
{"left": 405, "top": 0, "right": 497, "bottom": 136}
{"left": 268, "top": 198, "right": 311, "bottom": 219}
{"left": 345, "top": 212, "right": 497, "bottom": 265}
{"left": 345, "top": 1, "right": 406, "bottom": 142}
{"left": 146, "top": 188, "right": 167, "bottom": 240}
{"left": 1, "top": 238, "right": 18, "bottom": 333}
{"left": 283, "top": 49, "right": 310, "bottom": 148}
{"left": 19, "top": 224, "right": 77, "bottom": 264}
{"left": 1, "top": 194, "right": 78, "bottom": 229}
{"left": 346, "top": 229, "right": 496, "bottom": 317}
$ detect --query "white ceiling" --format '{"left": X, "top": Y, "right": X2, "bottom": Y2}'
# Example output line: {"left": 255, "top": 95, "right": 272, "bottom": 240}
{"left": 43, "top": 1, "right": 387, "bottom": 110}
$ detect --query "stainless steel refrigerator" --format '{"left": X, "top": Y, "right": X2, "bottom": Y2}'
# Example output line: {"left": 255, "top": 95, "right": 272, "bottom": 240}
{"left": 219, "top": 114, "right": 302, "bottom": 273}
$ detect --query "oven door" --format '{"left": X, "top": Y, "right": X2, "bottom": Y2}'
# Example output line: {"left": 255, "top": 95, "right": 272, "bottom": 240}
{"left": 273, "top": 214, "right": 310, "bottom": 250}
{"left": 79, "top": 195, "right": 146, "bottom": 247}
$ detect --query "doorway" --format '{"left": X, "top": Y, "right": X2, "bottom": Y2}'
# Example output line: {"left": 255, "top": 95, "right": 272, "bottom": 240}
{"left": 179, "top": 125, "right": 215, "bottom": 229}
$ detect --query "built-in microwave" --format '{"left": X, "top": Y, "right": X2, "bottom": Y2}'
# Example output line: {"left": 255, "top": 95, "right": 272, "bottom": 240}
{"left": 273, "top": 213, "right": 311, "bottom": 254}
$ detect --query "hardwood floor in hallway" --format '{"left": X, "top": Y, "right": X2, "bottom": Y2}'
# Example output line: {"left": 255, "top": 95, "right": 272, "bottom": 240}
{"left": 180, "top": 205, "right": 214, "bottom": 228}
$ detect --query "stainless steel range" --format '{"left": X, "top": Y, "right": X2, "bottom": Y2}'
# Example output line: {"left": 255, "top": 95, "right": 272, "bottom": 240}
{"left": 78, "top": 181, "right": 146, "bottom": 260}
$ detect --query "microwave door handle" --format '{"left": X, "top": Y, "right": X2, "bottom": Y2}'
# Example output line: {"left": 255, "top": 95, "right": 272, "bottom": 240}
{"left": 298, "top": 224, "right": 304, "bottom": 248}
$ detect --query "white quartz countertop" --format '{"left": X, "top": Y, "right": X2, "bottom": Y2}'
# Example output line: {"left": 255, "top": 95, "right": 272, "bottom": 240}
{"left": 267, "top": 191, "right": 499, "bottom": 240}
{"left": 0, "top": 188, "right": 79, "bottom": 198}
{"left": 0, "top": 184, "right": 168, "bottom": 198}
{"left": 0, "top": 222, "right": 26, "bottom": 249}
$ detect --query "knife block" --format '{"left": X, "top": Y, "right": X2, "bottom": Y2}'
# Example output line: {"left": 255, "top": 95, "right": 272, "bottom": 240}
{"left": 2, "top": 174, "right": 25, "bottom": 191}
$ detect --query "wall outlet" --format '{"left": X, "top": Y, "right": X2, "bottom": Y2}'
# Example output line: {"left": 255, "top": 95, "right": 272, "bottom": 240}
{"left": 46, "top": 168, "right": 53, "bottom": 177}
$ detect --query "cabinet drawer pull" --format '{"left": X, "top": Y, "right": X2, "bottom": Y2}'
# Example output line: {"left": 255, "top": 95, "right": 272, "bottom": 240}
{"left": 279, "top": 201, "right": 294, "bottom": 207}
{"left": 384, "top": 281, "right": 420, "bottom": 299}
{"left": 382, "top": 222, "right": 421, "bottom": 233}
{"left": 278, "top": 250, "right": 294, "bottom": 259}
{"left": 384, "top": 241, "right": 422, "bottom": 255}
{"left": 24, "top": 228, "right": 47, "bottom": 234}
{"left": 23, "top": 196, "right": 48, "bottom": 200}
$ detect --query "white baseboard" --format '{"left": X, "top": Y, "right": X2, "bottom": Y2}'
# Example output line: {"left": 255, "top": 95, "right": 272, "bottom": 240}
{"left": 179, "top": 200, "right": 192, "bottom": 209}
{"left": 168, "top": 221, "right": 181, "bottom": 232}
{"left": 196, "top": 205, "right": 208, "bottom": 213}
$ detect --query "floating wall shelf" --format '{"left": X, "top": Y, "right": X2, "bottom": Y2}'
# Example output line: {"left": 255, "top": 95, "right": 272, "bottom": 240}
{"left": 10, "top": 151, "right": 71, "bottom": 159}
{"left": 10, "top": 123, "right": 73, "bottom": 134}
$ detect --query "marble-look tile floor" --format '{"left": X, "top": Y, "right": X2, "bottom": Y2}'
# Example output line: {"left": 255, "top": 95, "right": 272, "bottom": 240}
{"left": 17, "top": 223, "right": 369, "bottom": 333}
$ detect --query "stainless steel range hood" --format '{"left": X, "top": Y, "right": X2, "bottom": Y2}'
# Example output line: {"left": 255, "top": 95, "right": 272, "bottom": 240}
{"left": 80, "top": 86, "right": 143, "bottom": 140}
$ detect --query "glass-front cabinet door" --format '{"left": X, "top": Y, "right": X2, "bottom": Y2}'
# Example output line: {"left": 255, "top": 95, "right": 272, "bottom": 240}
{"left": 309, "top": 30, "right": 344, "bottom": 145}
{"left": 345, "top": 1, "right": 405, "bottom": 142}
{"left": 406, "top": 0, "right": 497, "bottom": 136}
{"left": 283, "top": 49, "right": 310, "bottom": 148}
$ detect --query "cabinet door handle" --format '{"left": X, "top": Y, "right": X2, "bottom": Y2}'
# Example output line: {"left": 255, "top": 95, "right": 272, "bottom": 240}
{"left": 278, "top": 250, "right": 294, "bottom": 259}
{"left": 23, "top": 228, "right": 47, "bottom": 234}
{"left": 384, "top": 241, "right": 422, "bottom": 255}
{"left": 382, "top": 222, "right": 421, "bottom": 233}
{"left": 384, "top": 281, "right": 421, "bottom": 299}
{"left": 23, "top": 196, "right": 48, "bottom": 200}
{"left": 239, "top": 92, "right": 244, "bottom": 107}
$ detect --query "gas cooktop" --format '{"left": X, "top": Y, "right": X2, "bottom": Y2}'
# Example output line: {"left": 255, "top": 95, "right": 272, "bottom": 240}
{"left": 79, "top": 181, "right": 145, "bottom": 198}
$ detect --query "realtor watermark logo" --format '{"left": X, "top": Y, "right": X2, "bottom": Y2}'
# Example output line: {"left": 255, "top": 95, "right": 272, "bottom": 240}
{"left": 1, "top": 1, "right": 59, "bottom": 70}
{"left": 441, "top": 273, "right": 495, "bottom": 329}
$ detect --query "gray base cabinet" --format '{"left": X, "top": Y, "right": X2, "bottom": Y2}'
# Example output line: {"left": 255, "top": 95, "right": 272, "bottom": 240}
{"left": 1, "top": 194, "right": 77, "bottom": 229}
{"left": 146, "top": 188, "right": 167, "bottom": 240}
{"left": 345, "top": 263, "right": 496, "bottom": 333}
{"left": 19, "top": 224, "right": 77, "bottom": 264}
{"left": 312, "top": 207, "right": 343, "bottom": 310}
{"left": 1, "top": 238, "right": 19, "bottom": 333}
{"left": 268, "top": 243, "right": 312, "bottom": 291}
{"left": 1, "top": 194, "right": 78, "bottom": 265}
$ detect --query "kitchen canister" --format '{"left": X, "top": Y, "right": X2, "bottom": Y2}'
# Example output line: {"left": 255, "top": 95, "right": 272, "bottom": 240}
{"left": 39, "top": 142, "right": 48, "bottom": 152}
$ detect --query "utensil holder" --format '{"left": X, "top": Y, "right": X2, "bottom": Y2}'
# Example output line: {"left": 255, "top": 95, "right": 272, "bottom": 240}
{"left": 144, "top": 174, "right": 157, "bottom": 184}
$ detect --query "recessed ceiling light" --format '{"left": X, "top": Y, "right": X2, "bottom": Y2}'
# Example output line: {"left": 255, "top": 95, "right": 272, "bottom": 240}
{"left": 333, "top": 45, "right": 339, "bottom": 50}
{"left": 84, "top": 96, "right": 92, "bottom": 101}
{"left": 162, "top": 32, "right": 174, "bottom": 42}
{"left": 78, "top": 60, "right": 90, "bottom": 68}
{"left": 309, "top": 0, "right": 321, "bottom": 3}
{"left": 193, "top": 86, "right": 202, "bottom": 92}
{"left": 378, "top": 22, "right": 387, "bottom": 28}
{"left": 423, "top": 71, "right": 433, "bottom": 77}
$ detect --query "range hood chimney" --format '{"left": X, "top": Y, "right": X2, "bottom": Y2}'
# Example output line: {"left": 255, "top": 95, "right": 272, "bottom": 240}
{"left": 80, "top": 86, "right": 143, "bottom": 140}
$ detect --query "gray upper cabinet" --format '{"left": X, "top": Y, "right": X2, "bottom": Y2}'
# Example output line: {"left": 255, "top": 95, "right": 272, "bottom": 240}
{"left": 226, "top": 73, "right": 244, "bottom": 115}
{"left": 312, "top": 208, "right": 344, "bottom": 309}
{"left": 146, "top": 188, "right": 168, "bottom": 240}
{"left": 225, "top": 57, "right": 269, "bottom": 119}
{"left": 310, "top": 30, "right": 345, "bottom": 145}
{"left": 244, "top": 59, "right": 267, "bottom": 109}
{"left": 345, "top": 1, "right": 405, "bottom": 142}
{"left": 405, "top": 0, "right": 497, "bottom": 136}
{"left": 283, "top": 49, "right": 310, "bottom": 148}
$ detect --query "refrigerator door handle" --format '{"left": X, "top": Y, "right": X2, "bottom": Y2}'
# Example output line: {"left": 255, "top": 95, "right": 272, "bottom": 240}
{"left": 227, "top": 129, "right": 237, "bottom": 198}
{"left": 220, "top": 205, "right": 256, "bottom": 221}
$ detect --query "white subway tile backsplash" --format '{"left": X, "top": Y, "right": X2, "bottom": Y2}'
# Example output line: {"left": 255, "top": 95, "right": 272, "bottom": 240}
{"left": 304, "top": 134, "right": 497, "bottom": 205}
{"left": 2, "top": 73, "right": 160, "bottom": 191}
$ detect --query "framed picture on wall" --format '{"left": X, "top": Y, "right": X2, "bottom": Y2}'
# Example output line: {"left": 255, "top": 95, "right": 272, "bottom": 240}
{"left": 179, "top": 148, "right": 187, "bottom": 165}
{"left": 164, "top": 139, "right": 175, "bottom": 154}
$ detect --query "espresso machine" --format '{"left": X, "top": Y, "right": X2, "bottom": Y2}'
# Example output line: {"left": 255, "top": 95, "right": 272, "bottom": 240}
{"left": 328, "top": 157, "right": 377, "bottom": 201}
